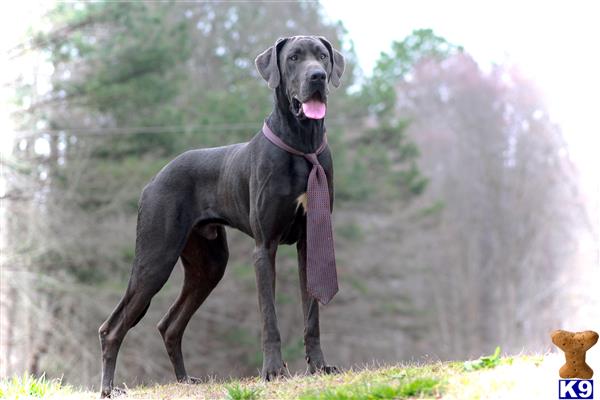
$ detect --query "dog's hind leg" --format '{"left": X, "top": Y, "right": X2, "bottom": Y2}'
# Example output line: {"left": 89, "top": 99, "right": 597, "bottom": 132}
{"left": 157, "top": 224, "right": 228, "bottom": 383}
{"left": 98, "top": 257, "right": 178, "bottom": 397}
{"left": 99, "top": 199, "right": 191, "bottom": 398}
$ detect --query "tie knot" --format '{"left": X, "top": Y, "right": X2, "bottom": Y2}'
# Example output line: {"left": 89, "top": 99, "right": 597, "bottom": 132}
{"left": 304, "top": 153, "right": 319, "bottom": 165}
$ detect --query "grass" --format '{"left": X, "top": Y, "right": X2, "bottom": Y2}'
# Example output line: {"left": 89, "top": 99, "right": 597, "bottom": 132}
{"left": 462, "top": 346, "right": 507, "bottom": 371}
{"left": 299, "top": 376, "right": 441, "bottom": 400}
{"left": 0, "top": 374, "right": 71, "bottom": 399}
{"left": 225, "top": 384, "right": 262, "bottom": 400}
{"left": 0, "top": 352, "right": 564, "bottom": 399}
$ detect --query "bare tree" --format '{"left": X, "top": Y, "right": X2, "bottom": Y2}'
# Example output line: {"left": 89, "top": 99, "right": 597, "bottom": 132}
{"left": 396, "top": 54, "right": 588, "bottom": 358}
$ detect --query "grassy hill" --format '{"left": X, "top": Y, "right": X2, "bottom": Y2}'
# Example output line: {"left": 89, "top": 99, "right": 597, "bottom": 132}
{"left": 0, "top": 352, "right": 567, "bottom": 399}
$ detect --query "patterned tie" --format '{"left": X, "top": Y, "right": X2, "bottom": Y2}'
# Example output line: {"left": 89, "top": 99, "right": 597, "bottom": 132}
{"left": 262, "top": 122, "right": 339, "bottom": 305}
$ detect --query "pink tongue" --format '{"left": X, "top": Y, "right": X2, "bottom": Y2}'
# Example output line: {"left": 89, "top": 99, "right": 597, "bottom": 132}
{"left": 302, "top": 100, "right": 327, "bottom": 119}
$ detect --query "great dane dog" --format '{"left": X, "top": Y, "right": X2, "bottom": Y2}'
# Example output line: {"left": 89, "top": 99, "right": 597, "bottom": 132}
{"left": 98, "top": 35, "right": 344, "bottom": 397}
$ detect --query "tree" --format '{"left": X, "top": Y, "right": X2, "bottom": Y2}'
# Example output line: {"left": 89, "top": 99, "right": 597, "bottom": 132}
{"left": 397, "top": 53, "right": 582, "bottom": 357}
{"left": 366, "top": 29, "right": 462, "bottom": 118}
{"left": 342, "top": 29, "right": 463, "bottom": 203}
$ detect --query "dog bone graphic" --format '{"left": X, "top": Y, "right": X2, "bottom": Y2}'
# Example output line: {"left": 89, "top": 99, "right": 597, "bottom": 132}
{"left": 551, "top": 329, "right": 598, "bottom": 379}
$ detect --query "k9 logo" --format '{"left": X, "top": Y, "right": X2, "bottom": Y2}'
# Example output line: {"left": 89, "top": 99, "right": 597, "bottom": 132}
{"left": 559, "top": 380, "right": 594, "bottom": 399}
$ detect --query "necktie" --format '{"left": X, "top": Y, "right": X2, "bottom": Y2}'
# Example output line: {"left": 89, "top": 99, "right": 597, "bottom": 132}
{"left": 262, "top": 122, "right": 339, "bottom": 305}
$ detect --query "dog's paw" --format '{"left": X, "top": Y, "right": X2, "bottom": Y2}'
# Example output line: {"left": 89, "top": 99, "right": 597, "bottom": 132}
{"left": 321, "top": 365, "right": 341, "bottom": 374}
{"left": 100, "top": 386, "right": 126, "bottom": 398}
{"left": 261, "top": 361, "right": 290, "bottom": 381}
{"left": 309, "top": 364, "right": 341, "bottom": 375}
{"left": 178, "top": 376, "right": 203, "bottom": 384}
{"left": 307, "top": 356, "right": 340, "bottom": 375}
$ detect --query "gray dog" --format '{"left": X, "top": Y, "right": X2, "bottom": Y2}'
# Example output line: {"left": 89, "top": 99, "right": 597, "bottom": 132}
{"left": 98, "top": 35, "right": 345, "bottom": 398}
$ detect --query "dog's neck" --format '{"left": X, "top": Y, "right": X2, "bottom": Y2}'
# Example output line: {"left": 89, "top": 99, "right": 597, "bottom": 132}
{"left": 266, "top": 89, "right": 326, "bottom": 154}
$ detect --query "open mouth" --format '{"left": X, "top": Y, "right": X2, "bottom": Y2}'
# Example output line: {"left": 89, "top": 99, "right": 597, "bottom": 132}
{"left": 292, "top": 90, "right": 327, "bottom": 120}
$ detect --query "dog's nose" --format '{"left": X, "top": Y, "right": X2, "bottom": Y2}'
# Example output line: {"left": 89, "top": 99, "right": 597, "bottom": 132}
{"left": 309, "top": 69, "right": 326, "bottom": 82}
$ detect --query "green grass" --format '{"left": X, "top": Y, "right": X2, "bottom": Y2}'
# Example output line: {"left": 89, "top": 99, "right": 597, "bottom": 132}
{"left": 0, "top": 352, "right": 558, "bottom": 399}
{"left": 225, "top": 384, "right": 262, "bottom": 400}
{"left": 463, "top": 347, "right": 512, "bottom": 371}
{"left": 0, "top": 374, "right": 71, "bottom": 399}
{"left": 299, "top": 376, "right": 441, "bottom": 400}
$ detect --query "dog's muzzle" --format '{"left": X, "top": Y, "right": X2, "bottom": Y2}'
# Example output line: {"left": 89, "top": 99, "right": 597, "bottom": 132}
{"left": 292, "top": 89, "right": 327, "bottom": 120}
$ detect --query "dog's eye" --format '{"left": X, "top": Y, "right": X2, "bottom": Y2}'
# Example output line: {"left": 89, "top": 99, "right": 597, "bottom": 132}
{"left": 320, "top": 53, "right": 328, "bottom": 60}
{"left": 290, "top": 55, "right": 298, "bottom": 61}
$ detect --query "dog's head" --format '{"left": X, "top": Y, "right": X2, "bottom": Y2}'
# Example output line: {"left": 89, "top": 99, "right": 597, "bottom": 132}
{"left": 255, "top": 35, "right": 345, "bottom": 120}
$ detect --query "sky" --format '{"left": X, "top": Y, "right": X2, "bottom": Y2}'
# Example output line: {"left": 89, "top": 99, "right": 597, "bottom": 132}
{"left": 319, "top": 0, "right": 599, "bottom": 165}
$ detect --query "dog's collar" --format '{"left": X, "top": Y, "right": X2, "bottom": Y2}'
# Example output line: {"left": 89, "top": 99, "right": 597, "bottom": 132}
{"left": 262, "top": 121, "right": 328, "bottom": 157}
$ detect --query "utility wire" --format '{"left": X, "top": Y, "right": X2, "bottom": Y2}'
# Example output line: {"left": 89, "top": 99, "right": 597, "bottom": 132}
{"left": 12, "top": 116, "right": 367, "bottom": 139}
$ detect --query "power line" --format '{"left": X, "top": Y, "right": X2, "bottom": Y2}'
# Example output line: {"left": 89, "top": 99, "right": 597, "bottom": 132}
{"left": 13, "top": 122, "right": 258, "bottom": 139}
{"left": 12, "top": 117, "right": 366, "bottom": 139}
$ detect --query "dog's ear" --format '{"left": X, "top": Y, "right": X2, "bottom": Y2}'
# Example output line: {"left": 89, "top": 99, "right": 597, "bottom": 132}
{"left": 255, "top": 37, "right": 289, "bottom": 89}
{"left": 318, "top": 36, "right": 345, "bottom": 88}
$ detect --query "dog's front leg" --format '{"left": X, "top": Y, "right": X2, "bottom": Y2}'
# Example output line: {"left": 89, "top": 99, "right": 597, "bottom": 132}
{"left": 253, "top": 243, "right": 288, "bottom": 380}
{"left": 297, "top": 235, "right": 339, "bottom": 374}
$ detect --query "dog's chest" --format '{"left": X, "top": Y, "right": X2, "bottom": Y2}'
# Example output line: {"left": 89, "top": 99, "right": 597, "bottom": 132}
{"left": 267, "top": 157, "right": 311, "bottom": 242}
{"left": 257, "top": 146, "right": 332, "bottom": 243}
{"left": 272, "top": 153, "right": 331, "bottom": 213}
